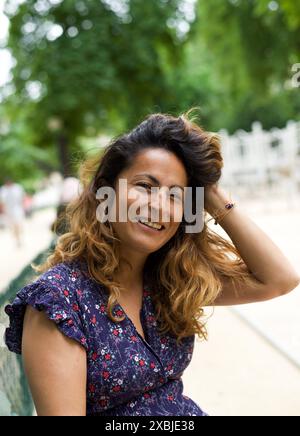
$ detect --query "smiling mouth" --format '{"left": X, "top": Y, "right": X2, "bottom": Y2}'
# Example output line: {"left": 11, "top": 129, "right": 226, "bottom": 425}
{"left": 137, "top": 218, "right": 165, "bottom": 231}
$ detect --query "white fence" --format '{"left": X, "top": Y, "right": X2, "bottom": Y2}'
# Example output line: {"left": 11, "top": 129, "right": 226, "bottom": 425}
{"left": 219, "top": 121, "right": 300, "bottom": 198}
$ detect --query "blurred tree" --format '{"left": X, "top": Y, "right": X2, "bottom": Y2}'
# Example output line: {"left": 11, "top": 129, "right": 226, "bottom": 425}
{"left": 2, "top": 0, "right": 299, "bottom": 185}
{"left": 2, "top": 0, "right": 195, "bottom": 177}
{"left": 0, "top": 98, "right": 58, "bottom": 177}
{"left": 194, "top": 0, "right": 300, "bottom": 132}
{"left": 167, "top": 35, "right": 219, "bottom": 131}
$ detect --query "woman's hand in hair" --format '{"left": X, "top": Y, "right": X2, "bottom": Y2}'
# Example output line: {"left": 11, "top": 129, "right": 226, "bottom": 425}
{"left": 204, "top": 183, "right": 232, "bottom": 217}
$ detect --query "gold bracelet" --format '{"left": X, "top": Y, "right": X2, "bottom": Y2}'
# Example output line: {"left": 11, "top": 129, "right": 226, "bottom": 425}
{"left": 207, "top": 199, "right": 235, "bottom": 225}
{"left": 214, "top": 203, "right": 235, "bottom": 225}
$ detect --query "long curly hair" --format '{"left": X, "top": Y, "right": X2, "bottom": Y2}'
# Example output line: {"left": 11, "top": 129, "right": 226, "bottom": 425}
{"left": 33, "top": 108, "right": 254, "bottom": 345}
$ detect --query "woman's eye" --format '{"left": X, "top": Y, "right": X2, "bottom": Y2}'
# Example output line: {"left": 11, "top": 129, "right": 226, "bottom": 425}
{"left": 136, "top": 183, "right": 152, "bottom": 190}
{"left": 135, "top": 184, "right": 182, "bottom": 201}
{"left": 169, "top": 192, "right": 182, "bottom": 201}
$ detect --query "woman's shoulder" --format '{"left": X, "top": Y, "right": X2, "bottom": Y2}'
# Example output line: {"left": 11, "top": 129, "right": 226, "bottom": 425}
{"left": 24, "top": 258, "right": 95, "bottom": 294}
{"left": 18, "top": 258, "right": 102, "bottom": 309}
{"left": 4, "top": 258, "right": 95, "bottom": 354}
{"left": 36, "top": 258, "right": 87, "bottom": 286}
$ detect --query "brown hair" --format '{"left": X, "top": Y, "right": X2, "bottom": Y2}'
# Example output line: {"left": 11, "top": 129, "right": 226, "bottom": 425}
{"left": 34, "top": 108, "right": 254, "bottom": 345}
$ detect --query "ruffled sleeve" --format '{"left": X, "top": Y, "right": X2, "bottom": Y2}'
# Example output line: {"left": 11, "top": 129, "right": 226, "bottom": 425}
{"left": 4, "top": 278, "right": 89, "bottom": 354}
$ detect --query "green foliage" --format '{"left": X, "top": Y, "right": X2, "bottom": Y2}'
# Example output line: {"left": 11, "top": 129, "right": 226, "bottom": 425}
{"left": 193, "top": 0, "right": 300, "bottom": 132}
{"left": 1, "top": 0, "right": 190, "bottom": 181}
{"left": 1, "top": 0, "right": 299, "bottom": 185}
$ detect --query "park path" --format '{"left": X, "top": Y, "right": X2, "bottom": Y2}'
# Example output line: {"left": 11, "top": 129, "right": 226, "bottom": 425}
{"left": 0, "top": 208, "right": 56, "bottom": 291}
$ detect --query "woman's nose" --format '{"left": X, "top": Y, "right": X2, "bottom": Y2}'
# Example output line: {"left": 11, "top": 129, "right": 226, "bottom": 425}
{"left": 148, "top": 188, "right": 170, "bottom": 220}
{"left": 149, "top": 187, "right": 167, "bottom": 205}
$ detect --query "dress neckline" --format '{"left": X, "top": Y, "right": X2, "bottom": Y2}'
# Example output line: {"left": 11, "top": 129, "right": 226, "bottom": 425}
{"left": 114, "top": 268, "right": 150, "bottom": 343}
{"left": 72, "top": 257, "right": 152, "bottom": 344}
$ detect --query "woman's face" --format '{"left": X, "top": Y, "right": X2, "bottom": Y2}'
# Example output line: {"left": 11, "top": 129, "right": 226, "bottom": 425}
{"left": 111, "top": 148, "right": 188, "bottom": 255}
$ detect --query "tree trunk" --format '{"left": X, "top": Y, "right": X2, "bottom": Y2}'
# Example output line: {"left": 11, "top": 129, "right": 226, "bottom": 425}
{"left": 57, "top": 132, "right": 70, "bottom": 177}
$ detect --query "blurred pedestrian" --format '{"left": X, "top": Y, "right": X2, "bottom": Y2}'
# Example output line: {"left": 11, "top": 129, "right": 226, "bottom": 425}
{"left": 0, "top": 199, "right": 5, "bottom": 228}
{"left": 23, "top": 193, "right": 33, "bottom": 218}
{"left": 0, "top": 178, "right": 25, "bottom": 247}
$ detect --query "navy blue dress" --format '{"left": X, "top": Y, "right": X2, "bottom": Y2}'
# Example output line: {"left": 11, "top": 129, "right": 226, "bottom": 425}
{"left": 4, "top": 259, "right": 208, "bottom": 416}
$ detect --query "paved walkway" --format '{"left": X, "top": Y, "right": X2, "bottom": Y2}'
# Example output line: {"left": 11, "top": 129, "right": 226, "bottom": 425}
{"left": 0, "top": 208, "right": 56, "bottom": 291}
{"left": 183, "top": 306, "right": 300, "bottom": 416}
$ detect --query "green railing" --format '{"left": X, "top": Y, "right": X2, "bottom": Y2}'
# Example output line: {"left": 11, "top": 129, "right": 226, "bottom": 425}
{"left": 0, "top": 240, "right": 56, "bottom": 416}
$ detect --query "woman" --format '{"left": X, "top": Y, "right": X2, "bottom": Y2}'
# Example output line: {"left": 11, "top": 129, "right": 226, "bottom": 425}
{"left": 5, "top": 110, "right": 300, "bottom": 416}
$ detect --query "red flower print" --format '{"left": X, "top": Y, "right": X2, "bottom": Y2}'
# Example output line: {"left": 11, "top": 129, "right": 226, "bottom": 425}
{"left": 139, "top": 359, "right": 145, "bottom": 367}
{"left": 76, "top": 289, "right": 82, "bottom": 296}
{"left": 130, "top": 335, "right": 138, "bottom": 342}
{"left": 116, "top": 309, "right": 124, "bottom": 317}
{"left": 91, "top": 315, "right": 96, "bottom": 325}
{"left": 150, "top": 362, "right": 156, "bottom": 369}
{"left": 63, "top": 290, "right": 69, "bottom": 297}
{"left": 167, "top": 395, "right": 174, "bottom": 401}
{"left": 167, "top": 364, "right": 173, "bottom": 371}
{"left": 112, "top": 385, "right": 121, "bottom": 392}
{"left": 102, "top": 371, "right": 110, "bottom": 380}
{"left": 144, "top": 393, "right": 151, "bottom": 399}
{"left": 113, "top": 329, "right": 119, "bottom": 336}
{"left": 88, "top": 384, "right": 96, "bottom": 393}
{"left": 92, "top": 352, "right": 98, "bottom": 361}
{"left": 104, "top": 353, "right": 111, "bottom": 360}
{"left": 72, "top": 303, "right": 79, "bottom": 312}
{"left": 99, "top": 398, "right": 108, "bottom": 407}
{"left": 55, "top": 314, "right": 63, "bottom": 320}
{"left": 80, "top": 337, "right": 86, "bottom": 345}
{"left": 100, "top": 304, "right": 106, "bottom": 313}
{"left": 67, "top": 319, "right": 73, "bottom": 326}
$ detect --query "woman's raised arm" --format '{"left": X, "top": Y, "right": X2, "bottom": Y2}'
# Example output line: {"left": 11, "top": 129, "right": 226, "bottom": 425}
{"left": 205, "top": 184, "right": 300, "bottom": 305}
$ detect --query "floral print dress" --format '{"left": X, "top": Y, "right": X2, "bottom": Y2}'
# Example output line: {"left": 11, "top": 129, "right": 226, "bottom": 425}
{"left": 4, "top": 259, "right": 208, "bottom": 416}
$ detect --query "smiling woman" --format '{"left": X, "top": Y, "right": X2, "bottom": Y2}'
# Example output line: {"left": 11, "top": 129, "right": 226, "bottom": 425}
{"left": 4, "top": 108, "right": 299, "bottom": 416}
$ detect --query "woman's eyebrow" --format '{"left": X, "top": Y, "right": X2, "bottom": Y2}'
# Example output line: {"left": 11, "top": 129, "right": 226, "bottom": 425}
{"left": 134, "top": 173, "right": 184, "bottom": 191}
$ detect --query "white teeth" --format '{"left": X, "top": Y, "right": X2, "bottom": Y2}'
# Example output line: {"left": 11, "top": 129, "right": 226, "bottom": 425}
{"left": 139, "top": 218, "right": 163, "bottom": 230}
